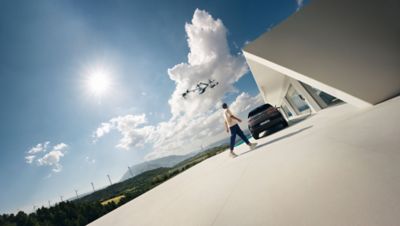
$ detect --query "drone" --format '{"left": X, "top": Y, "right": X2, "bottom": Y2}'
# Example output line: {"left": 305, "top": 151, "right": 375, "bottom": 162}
{"left": 182, "top": 79, "right": 219, "bottom": 99}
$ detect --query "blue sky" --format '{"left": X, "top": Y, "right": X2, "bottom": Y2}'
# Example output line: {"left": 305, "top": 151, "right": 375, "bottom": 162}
{"left": 0, "top": 0, "right": 304, "bottom": 213}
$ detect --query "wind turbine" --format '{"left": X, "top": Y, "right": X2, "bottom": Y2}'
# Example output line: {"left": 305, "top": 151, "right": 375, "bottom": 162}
{"left": 74, "top": 189, "right": 79, "bottom": 200}
{"left": 107, "top": 174, "right": 112, "bottom": 186}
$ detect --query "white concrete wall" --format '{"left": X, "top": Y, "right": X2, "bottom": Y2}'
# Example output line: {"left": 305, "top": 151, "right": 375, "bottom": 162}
{"left": 245, "top": 57, "right": 290, "bottom": 107}
{"left": 246, "top": 56, "right": 322, "bottom": 115}
{"left": 244, "top": 0, "right": 400, "bottom": 107}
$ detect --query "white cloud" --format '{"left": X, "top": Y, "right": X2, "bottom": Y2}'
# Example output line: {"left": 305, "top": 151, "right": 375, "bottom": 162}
{"left": 27, "top": 141, "right": 50, "bottom": 154}
{"left": 94, "top": 9, "right": 264, "bottom": 159}
{"left": 167, "top": 9, "right": 248, "bottom": 118}
{"left": 53, "top": 143, "right": 68, "bottom": 152}
{"left": 94, "top": 122, "right": 113, "bottom": 138}
{"left": 110, "top": 114, "right": 147, "bottom": 133}
{"left": 115, "top": 125, "right": 154, "bottom": 150}
{"left": 93, "top": 114, "right": 153, "bottom": 150}
{"left": 149, "top": 9, "right": 259, "bottom": 157}
{"left": 230, "top": 93, "right": 264, "bottom": 116}
{"left": 37, "top": 151, "right": 65, "bottom": 172}
{"left": 25, "top": 155, "right": 36, "bottom": 164}
{"left": 296, "top": 0, "right": 304, "bottom": 11}
{"left": 25, "top": 142, "right": 69, "bottom": 173}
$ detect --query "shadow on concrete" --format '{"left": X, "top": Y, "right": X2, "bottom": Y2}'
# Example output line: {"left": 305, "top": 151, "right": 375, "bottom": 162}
{"left": 240, "top": 125, "right": 313, "bottom": 157}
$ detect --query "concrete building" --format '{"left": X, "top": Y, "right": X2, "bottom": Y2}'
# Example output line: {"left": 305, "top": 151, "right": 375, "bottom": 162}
{"left": 243, "top": 0, "right": 400, "bottom": 120}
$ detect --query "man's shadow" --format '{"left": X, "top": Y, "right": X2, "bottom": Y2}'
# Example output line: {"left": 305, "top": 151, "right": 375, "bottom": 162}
{"left": 240, "top": 125, "right": 313, "bottom": 157}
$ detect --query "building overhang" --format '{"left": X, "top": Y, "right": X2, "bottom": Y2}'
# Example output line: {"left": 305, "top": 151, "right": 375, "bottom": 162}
{"left": 244, "top": 0, "right": 400, "bottom": 108}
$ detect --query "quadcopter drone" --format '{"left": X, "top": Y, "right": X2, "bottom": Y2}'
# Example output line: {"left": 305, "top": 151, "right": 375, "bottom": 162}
{"left": 182, "top": 79, "right": 219, "bottom": 99}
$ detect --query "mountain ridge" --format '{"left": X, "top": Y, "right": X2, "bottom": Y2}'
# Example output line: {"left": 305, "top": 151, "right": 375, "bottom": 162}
{"left": 119, "top": 153, "right": 197, "bottom": 182}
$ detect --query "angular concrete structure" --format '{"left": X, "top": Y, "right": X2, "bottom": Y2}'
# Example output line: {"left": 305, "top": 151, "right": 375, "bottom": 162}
{"left": 244, "top": 0, "right": 400, "bottom": 108}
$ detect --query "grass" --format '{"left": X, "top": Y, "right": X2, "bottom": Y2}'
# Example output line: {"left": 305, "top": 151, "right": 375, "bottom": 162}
{"left": 100, "top": 195, "right": 126, "bottom": 206}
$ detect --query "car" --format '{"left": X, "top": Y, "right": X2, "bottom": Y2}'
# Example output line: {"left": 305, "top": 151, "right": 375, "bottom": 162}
{"left": 248, "top": 104, "right": 288, "bottom": 139}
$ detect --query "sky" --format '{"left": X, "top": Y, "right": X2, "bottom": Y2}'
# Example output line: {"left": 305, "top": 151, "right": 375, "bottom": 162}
{"left": 0, "top": 0, "right": 305, "bottom": 213}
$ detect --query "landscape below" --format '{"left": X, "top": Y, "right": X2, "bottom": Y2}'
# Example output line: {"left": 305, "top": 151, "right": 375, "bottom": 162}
{"left": 0, "top": 144, "right": 228, "bottom": 226}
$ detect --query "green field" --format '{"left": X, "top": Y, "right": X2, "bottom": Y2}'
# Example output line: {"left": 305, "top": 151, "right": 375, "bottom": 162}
{"left": 100, "top": 195, "right": 125, "bottom": 206}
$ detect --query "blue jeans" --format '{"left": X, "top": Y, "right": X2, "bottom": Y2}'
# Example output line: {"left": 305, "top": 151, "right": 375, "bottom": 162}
{"left": 230, "top": 124, "right": 250, "bottom": 151}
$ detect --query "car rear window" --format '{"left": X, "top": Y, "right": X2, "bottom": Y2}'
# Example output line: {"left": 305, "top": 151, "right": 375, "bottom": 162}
{"left": 248, "top": 104, "right": 272, "bottom": 118}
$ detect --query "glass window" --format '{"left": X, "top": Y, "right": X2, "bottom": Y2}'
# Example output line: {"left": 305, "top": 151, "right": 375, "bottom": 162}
{"left": 286, "top": 85, "right": 310, "bottom": 113}
{"left": 301, "top": 82, "right": 342, "bottom": 107}
{"left": 281, "top": 104, "right": 293, "bottom": 118}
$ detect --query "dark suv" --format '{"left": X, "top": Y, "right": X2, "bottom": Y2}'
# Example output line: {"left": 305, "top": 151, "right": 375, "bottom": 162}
{"left": 248, "top": 104, "right": 288, "bottom": 139}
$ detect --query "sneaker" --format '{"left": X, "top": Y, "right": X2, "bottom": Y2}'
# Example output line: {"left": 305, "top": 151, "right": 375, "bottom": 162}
{"left": 249, "top": 143, "right": 258, "bottom": 150}
{"left": 229, "top": 151, "right": 238, "bottom": 158}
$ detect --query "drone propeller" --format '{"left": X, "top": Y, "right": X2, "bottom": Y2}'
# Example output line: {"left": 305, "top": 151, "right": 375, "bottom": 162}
{"left": 182, "top": 89, "right": 190, "bottom": 98}
{"left": 209, "top": 81, "right": 218, "bottom": 88}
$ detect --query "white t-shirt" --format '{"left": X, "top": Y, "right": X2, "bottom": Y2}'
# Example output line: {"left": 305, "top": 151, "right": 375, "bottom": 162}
{"left": 223, "top": 108, "right": 238, "bottom": 127}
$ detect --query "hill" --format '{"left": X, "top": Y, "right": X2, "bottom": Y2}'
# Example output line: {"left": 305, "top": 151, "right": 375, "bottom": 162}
{"left": 119, "top": 153, "right": 197, "bottom": 182}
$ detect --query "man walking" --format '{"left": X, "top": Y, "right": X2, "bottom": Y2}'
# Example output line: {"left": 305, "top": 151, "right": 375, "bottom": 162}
{"left": 222, "top": 103, "right": 257, "bottom": 157}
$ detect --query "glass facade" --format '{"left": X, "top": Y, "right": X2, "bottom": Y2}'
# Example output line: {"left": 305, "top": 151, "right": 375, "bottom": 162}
{"left": 285, "top": 85, "right": 311, "bottom": 114}
{"left": 301, "top": 82, "right": 342, "bottom": 107}
{"left": 280, "top": 81, "right": 342, "bottom": 119}
{"left": 280, "top": 104, "right": 292, "bottom": 119}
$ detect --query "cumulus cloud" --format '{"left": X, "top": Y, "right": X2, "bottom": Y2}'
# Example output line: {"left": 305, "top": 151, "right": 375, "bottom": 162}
{"left": 25, "top": 142, "right": 68, "bottom": 173}
{"left": 94, "top": 122, "right": 113, "bottom": 138}
{"left": 167, "top": 9, "right": 248, "bottom": 118}
{"left": 296, "top": 0, "right": 304, "bottom": 11}
{"left": 230, "top": 93, "right": 264, "bottom": 116}
{"left": 37, "top": 150, "right": 66, "bottom": 173}
{"left": 25, "top": 155, "right": 35, "bottom": 164}
{"left": 148, "top": 9, "right": 262, "bottom": 157}
{"left": 27, "top": 141, "right": 50, "bottom": 155}
{"left": 93, "top": 114, "right": 154, "bottom": 149}
{"left": 53, "top": 143, "right": 68, "bottom": 152}
{"left": 94, "top": 9, "right": 264, "bottom": 159}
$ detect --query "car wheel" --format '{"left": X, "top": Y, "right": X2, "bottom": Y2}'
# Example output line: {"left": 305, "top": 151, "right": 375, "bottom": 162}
{"left": 252, "top": 132, "right": 259, "bottom": 140}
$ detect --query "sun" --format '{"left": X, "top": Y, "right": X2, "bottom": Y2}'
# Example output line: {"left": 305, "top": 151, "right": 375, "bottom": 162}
{"left": 86, "top": 69, "right": 111, "bottom": 97}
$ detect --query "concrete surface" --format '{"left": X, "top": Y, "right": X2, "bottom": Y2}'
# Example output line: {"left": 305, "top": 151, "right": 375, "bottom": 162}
{"left": 90, "top": 97, "right": 400, "bottom": 226}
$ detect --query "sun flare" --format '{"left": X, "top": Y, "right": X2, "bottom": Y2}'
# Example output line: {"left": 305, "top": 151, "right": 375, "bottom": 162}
{"left": 87, "top": 69, "right": 111, "bottom": 96}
